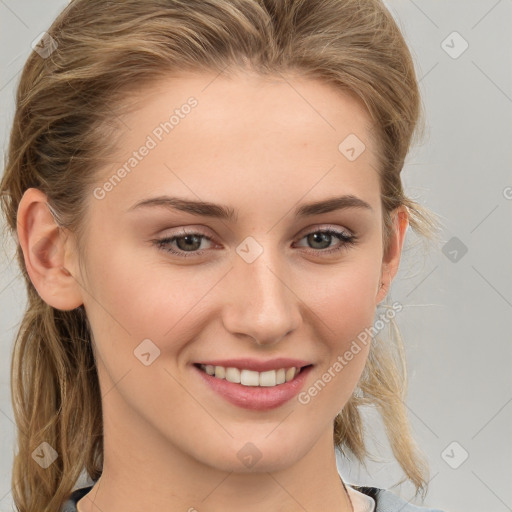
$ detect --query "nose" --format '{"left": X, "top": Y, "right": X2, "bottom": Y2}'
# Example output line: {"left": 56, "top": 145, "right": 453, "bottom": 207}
{"left": 221, "top": 249, "right": 302, "bottom": 346}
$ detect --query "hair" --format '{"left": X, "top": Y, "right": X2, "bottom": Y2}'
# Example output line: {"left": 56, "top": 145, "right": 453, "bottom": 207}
{"left": 0, "top": 1, "right": 440, "bottom": 510}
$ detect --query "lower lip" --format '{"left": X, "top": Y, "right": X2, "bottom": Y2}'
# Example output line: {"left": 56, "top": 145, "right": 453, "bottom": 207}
{"left": 193, "top": 365, "right": 313, "bottom": 411}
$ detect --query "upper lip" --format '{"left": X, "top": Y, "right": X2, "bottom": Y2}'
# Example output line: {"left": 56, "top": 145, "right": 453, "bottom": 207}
{"left": 194, "top": 358, "right": 313, "bottom": 372}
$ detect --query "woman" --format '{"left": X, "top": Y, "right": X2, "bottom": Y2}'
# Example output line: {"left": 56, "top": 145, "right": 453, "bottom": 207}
{"left": 0, "top": 1, "right": 445, "bottom": 511}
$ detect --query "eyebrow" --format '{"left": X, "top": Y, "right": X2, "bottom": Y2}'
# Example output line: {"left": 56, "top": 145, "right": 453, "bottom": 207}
{"left": 127, "top": 194, "right": 373, "bottom": 221}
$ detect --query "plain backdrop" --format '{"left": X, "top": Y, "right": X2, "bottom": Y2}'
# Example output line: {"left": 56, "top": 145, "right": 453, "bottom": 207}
{"left": 1, "top": 1, "right": 511, "bottom": 511}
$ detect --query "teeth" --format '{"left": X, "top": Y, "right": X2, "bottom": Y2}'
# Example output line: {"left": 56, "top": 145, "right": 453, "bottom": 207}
{"left": 259, "top": 370, "right": 276, "bottom": 387}
{"left": 200, "top": 364, "right": 302, "bottom": 387}
{"left": 285, "top": 367, "right": 296, "bottom": 382}
{"left": 225, "top": 367, "right": 241, "bottom": 383}
{"left": 241, "top": 369, "right": 259, "bottom": 386}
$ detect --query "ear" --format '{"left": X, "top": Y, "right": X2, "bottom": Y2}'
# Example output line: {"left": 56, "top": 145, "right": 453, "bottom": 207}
{"left": 375, "top": 206, "right": 408, "bottom": 305}
{"left": 16, "top": 188, "right": 84, "bottom": 310}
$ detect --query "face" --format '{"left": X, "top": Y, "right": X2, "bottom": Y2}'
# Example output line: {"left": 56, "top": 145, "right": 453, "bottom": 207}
{"left": 65, "top": 71, "right": 401, "bottom": 473}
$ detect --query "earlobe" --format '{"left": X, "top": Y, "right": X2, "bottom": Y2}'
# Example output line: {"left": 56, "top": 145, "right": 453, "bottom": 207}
{"left": 375, "top": 206, "right": 409, "bottom": 305}
{"left": 16, "top": 188, "right": 83, "bottom": 311}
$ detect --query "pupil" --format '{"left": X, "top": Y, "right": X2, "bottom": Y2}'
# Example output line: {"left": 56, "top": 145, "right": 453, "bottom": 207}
{"left": 179, "top": 235, "right": 200, "bottom": 251}
{"left": 310, "top": 232, "right": 330, "bottom": 249}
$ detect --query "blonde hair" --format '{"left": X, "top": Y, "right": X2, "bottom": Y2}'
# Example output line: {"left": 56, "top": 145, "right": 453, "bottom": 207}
{"left": 0, "top": 1, "right": 439, "bottom": 510}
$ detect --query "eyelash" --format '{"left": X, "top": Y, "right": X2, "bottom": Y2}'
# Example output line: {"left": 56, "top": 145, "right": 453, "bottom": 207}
{"left": 152, "top": 227, "right": 357, "bottom": 259}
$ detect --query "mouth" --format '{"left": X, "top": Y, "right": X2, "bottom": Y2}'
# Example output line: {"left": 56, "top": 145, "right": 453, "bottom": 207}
{"left": 194, "top": 363, "right": 313, "bottom": 388}
{"left": 192, "top": 362, "right": 314, "bottom": 411}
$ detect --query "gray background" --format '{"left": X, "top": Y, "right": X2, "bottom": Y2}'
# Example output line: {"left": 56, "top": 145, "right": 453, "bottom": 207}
{"left": 1, "top": 1, "right": 511, "bottom": 511}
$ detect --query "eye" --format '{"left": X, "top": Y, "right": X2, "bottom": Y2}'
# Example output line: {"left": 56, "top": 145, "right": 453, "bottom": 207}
{"left": 151, "top": 229, "right": 215, "bottom": 258}
{"left": 151, "top": 226, "right": 357, "bottom": 258}
{"left": 293, "top": 227, "right": 357, "bottom": 255}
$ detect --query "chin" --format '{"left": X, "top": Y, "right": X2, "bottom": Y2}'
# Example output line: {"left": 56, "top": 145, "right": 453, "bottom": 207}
{"left": 194, "top": 434, "right": 308, "bottom": 474}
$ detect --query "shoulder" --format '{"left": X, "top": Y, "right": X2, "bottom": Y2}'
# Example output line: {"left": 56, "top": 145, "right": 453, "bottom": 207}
{"left": 353, "top": 485, "right": 447, "bottom": 512}
{"left": 60, "top": 485, "right": 93, "bottom": 512}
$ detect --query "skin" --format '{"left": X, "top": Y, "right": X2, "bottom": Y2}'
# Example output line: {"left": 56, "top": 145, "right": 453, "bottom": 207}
{"left": 17, "top": 71, "right": 408, "bottom": 512}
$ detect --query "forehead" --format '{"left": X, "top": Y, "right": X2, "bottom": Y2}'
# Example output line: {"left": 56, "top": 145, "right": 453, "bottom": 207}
{"left": 93, "top": 71, "right": 381, "bottom": 220}
{"left": 120, "top": 70, "right": 376, "bottom": 148}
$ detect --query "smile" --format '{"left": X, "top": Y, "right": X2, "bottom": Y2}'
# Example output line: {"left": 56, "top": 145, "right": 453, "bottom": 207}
{"left": 193, "top": 363, "right": 314, "bottom": 410}
{"left": 197, "top": 364, "right": 307, "bottom": 387}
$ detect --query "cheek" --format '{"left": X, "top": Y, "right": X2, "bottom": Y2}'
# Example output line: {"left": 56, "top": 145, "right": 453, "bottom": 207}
{"left": 295, "top": 266, "right": 379, "bottom": 416}
{"left": 299, "top": 251, "right": 382, "bottom": 396}
{"left": 306, "top": 258, "right": 382, "bottom": 339}
{"left": 82, "top": 235, "right": 181, "bottom": 331}
{"left": 78, "top": 240, "right": 169, "bottom": 369}
{"left": 81, "top": 239, "right": 219, "bottom": 382}
{"left": 79, "top": 244, "right": 198, "bottom": 421}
